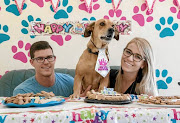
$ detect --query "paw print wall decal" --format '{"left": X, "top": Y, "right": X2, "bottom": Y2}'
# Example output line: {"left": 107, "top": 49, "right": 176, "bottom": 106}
{"left": 21, "top": 15, "right": 41, "bottom": 38}
{"left": 82, "top": 17, "right": 96, "bottom": 21}
{"left": 11, "top": 40, "right": 31, "bottom": 63}
{"left": 170, "top": 0, "right": 180, "bottom": 20}
{"left": 104, "top": 9, "right": 126, "bottom": 20}
{"left": 4, "top": 0, "right": 27, "bottom": 16}
{"left": 50, "top": 35, "right": 71, "bottom": 46}
{"left": 156, "top": 69, "right": 173, "bottom": 89}
{"left": 79, "top": 0, "right": 100, "bottom": 13}
{"left": 155, "top": 16, "right": 178, "bottom": 38}
{"left": 30, "top": 0, "right": 44, "bottom": 7}
{"left": 132, "top": 3, "right": 153, "bottom": 27}
{"left": 50, "top": 0, "right": 73, "bottom": 19}
{"left": 0, "top": 24, "right": 10, "bottom": 44}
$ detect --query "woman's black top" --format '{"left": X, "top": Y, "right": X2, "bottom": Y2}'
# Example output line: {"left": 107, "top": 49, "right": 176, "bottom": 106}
{"left": 110, "top": 69, "right": 142, "bottom": 95}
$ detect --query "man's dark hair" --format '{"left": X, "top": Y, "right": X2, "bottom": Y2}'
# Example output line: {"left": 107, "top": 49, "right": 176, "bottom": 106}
{"left": 30, "top": 41, "right": 53, "bottom": 59}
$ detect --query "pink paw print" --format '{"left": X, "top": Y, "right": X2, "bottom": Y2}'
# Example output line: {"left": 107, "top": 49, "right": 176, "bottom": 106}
{"left": 0, "top": 71, "right": 9, "bottom": 79}
{"left": 11, "top": 40, "right": 31, "bottom": 63}
{"left": 170, "top": 0, "right": 180, "bottom": 19}
{"left": 30, "top": 0, "right": 50, "bottom": 7}
{"left": 51, "top": 35, "right": 72, "bottom": 46}
{"left": 79, "top": 0, "right": 100, "bottom": 13}
{"left": 132, "top": 3, "right": 153, "bottom": 27}
{"left": 159, "top": 0, "right": 166, "bottom": 2}
{"left": 104, "top": 9, "right": 126, "bottom": 20}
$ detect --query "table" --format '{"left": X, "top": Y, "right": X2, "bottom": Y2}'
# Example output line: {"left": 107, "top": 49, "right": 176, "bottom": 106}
{"left": 0, "top": 97, "right": 180, "bottom": 123}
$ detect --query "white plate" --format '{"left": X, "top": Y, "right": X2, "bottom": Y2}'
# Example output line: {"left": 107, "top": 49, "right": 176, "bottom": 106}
{"left": 137, "top": 102, "right": 180, "bottom": 108}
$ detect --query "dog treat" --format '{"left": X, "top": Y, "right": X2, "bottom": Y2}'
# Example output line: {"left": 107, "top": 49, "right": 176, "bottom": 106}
{"left": 4, "top": 91, "right": 59, "bottom": 105}
{"left": 24, "top": 97, "right": 31, "bottom": 104}
{"left": 17, "top": 96, "right": 24, "bottom": 105}
{"left": 34, "top": 97, "right": 40, "bottom": 103}
{"left": 138, "top": 95, "right": 180, "bottom": 105}
{"left": 86, "top": 89, "right": 131, "bottom": 101}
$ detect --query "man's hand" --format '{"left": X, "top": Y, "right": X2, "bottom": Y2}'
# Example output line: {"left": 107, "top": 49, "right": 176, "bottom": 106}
{"left": 80, "top": 85, "right": 92, "bottom": 97}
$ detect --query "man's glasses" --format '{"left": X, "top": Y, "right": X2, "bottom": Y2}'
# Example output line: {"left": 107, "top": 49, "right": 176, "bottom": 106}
{"left": 32, "top": 55, "right": 56, "bottom": 63}
{"left": 123, "top": 48, "right": 145, "bottom": 62}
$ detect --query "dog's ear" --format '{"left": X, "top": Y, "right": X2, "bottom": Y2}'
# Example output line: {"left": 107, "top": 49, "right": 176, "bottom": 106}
{"left": 114, "top": 25, "right": 119, "bottom": 41}
{"left": 84, "top": 22, "right": 95, "bottom": 37}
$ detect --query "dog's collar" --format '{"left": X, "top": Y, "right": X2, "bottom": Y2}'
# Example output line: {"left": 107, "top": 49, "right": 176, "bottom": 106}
{"left": 87, "top": 48, "right": 99, "bottom": 55}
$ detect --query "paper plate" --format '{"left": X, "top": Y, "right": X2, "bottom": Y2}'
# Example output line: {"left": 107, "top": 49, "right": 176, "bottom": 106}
{"left": 84, "top": 97, "right": 132, "bottom": 105}
{"left": 2, "top": 98, "right": 65, "bottom": 108}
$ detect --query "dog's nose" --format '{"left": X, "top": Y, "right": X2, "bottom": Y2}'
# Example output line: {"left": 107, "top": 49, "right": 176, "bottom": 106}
{"left": 108, "top": 28, "right": 114, "bottom": 33}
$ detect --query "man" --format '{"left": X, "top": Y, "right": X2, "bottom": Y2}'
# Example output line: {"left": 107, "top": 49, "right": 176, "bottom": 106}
{"left": 13, "top": 41, "right": 74, "bottom": 97}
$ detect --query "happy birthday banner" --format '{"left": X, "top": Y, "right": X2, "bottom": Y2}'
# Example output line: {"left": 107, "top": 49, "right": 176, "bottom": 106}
{"left": 30, "top": 20, "right": 131, "bottom": 36}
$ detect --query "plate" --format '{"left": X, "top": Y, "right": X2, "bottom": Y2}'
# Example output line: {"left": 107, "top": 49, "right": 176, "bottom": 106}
{"left": 137, "top": 102, "right": 180, "bottom": 108}
{"left": 2, "top": 98, "right": 65, "bottom": 108}
{"left": 84, "top": 97, "right": 132, "bottom": 105}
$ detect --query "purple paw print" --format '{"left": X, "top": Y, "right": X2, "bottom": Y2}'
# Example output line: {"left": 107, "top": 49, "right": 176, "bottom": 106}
{"left": 132, "top": 3, "right": 153, "bottom": 27}
{"left": 170, "top": 0, "right": 180, "bottom": 19}
{"left": 11, "top": 40, "right": 31, "bottom": 63}
{"left": 104, "top": 9, "right": 126, "bottom": 20}
{"left": 50, "top": 35, "right": 71, "bottom": 46}
{"left": 79, "top": 0, "right": 100, "bottom": 13}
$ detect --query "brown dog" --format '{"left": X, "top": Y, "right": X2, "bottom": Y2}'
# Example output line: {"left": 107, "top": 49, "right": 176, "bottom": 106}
{"left": 70, "top": 19, "right": 119, "bottom": 98}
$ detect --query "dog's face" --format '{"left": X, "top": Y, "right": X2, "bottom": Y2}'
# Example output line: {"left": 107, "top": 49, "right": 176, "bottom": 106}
{"left": 84, "top": 19, "right": 119, "bottom": 45}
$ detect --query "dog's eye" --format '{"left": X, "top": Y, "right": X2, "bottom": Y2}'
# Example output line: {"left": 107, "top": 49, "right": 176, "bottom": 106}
{"left": 112, "top": 25, "right": 115, "bottom": 28}
{"left": 100, "top": 22, "right": 105, "bottom": 26}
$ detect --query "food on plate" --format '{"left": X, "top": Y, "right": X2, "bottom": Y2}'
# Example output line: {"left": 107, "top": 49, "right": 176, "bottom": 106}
{"left": 138, "top": 96, "right": 180, "bottom": 105}
{"left": 4, "top": 91, "right": 61, "bottom": 105}
{"left": 86, "top": 87, "right": 131, "bottom": 101}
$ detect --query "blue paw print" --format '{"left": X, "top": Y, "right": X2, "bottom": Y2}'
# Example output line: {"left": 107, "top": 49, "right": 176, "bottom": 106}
{"left": 82, "top": 17, "right": 96, "bottom": 21}
{"left": 0, "top": 24, "right": 10, "bottom": 44}
{"left": 50, "top": 0, "right": 73, "bottom": 19}
{"left": 105, "top": 0, "right": 112, "bottom": 3}
{"left": 156, "top": 69, "right": 173, "bottom": 89}
{"left": 4, "top": 0, "right": 27, "bottom": 16}
{"left": 21, "top": 15, "right": 41, "bottom": 38}
{"left": 155, "top": 16, "right": 178, "bottom": 38}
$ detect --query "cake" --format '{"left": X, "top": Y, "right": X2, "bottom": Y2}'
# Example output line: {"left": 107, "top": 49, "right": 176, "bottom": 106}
{"left": 86, "top": 87, "right": 131, "bottom": 101}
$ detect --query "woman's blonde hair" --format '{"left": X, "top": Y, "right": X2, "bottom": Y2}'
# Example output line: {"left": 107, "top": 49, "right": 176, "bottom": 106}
{"left": 115, "top": 37, "right": 158, "bottom": 96}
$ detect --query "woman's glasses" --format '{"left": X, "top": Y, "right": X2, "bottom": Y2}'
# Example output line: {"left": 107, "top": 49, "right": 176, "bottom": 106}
{"left": 32, "top": 55, "right": 56, "bottom": 63}
{"left": 123, "top": 48, "right": 145, "bottom": 62}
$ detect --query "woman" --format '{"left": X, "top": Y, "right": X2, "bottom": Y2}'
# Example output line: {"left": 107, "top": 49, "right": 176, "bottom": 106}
{"left": 110, "top": 37, "right": 158, "bottom": 96}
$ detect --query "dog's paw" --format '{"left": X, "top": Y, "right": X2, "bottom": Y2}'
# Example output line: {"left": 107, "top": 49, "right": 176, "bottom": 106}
{"left": 70, "top": 93, "right": 80, "bottom": 99}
